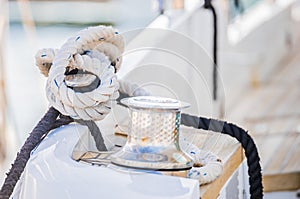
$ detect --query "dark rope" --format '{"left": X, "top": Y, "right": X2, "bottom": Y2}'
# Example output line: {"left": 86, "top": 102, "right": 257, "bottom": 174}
{"left": 50, "top": 115, "right": 74, "bottom": 130}
{"left": 234, "top": 0, "right": 244, "bottom": 14}
{"left": 181, "top": 113, "right": 263, "bottom": 199}
{"left": 0, "top": 107, "right": 107, "bottom": 199}
{"left": 47, "top": 115, "right": 107, "bottom": 152}
{"left": 76, "top": 120, "right": 107, "bottom": 151}
{"left": 0, "top": 107, "right": 61, "bottom": 199}
{"left": 234, "top": 0, "right": 239, "bottom": 8}
{"left": 204, "top": 0, "right": 218, "bottom": 100}
{"left": 0, "top": 94, "right": 262, "bottom": 199}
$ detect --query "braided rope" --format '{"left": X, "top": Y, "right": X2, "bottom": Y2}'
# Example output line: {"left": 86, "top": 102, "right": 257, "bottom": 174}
{"left": 118, "top": 80, "right": 151, "bottom": 97}
{"left": 0, "top": 108, "right": 109, "bottom": 199}
{"left": 75, "top": 119, "right": 107, "bottom": 151}
{"left": 1, "top": 24, "right": 262, "bottom": 199}
{"left": 116, "top": 93, "right": 223, "bottom": 185}
{"left": 0, "top": 107, "right": 73, "bottom": 199}
{"left": 34, "top": 25, "right": 152, "bottom": 152}
{"left": 36, "top": 26, "right": 124, "bottom": 121}
{"left": 181, "top": 114, "right": 263, "bottom": 199}
{"left": 0, "top": 26, "right": 133, "bottom": 199}
{"left": 180, "top": 139, "right": 223, "bottom": 185}
{"left": 35, "top": 48, "right": 57, "bottom": 77}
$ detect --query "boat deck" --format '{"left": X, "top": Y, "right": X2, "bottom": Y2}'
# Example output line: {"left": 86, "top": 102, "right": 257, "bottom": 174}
{"left": 228, "top": 50, "right": 300, "bottom": 192}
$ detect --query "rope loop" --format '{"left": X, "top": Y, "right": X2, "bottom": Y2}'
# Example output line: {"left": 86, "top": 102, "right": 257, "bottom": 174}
{"left": 181, "top": 114, "right": 263, "bottom": 199}
{"left": 36, "top": 26, "right": 125, "bottom": 121}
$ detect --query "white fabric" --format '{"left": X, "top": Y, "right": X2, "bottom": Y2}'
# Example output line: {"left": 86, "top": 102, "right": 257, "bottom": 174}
{"left": 13, "top": 125, "right": 200, "bottom": 199}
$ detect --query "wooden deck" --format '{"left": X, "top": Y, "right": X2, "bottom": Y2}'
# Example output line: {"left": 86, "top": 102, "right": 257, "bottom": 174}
{"left": 181, "top": 128, "right": 242, "bottom": 199}
{"left": 228, "top": 51, "right": 300, "bottom": 192}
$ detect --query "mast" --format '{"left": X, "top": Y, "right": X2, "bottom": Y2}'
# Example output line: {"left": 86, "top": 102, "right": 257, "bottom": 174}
{"left": 0, "top": 0, "right": 8, "bottom": 163}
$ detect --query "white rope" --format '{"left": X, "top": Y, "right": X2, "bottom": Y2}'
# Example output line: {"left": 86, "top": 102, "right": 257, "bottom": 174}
{"left": 35, "top": 48, "right": 57, "bottom": 77}
{"left": 36, "top": 26, "right": 124, "bottom": 120}
{"left": 180, "top": 138, "right": 223, "bottom": 185}
{"left": 35, "top": 25, "right": 222, "bottom": 185}
{"left": 118, "top": 80, "right": 151, "bottom": 96}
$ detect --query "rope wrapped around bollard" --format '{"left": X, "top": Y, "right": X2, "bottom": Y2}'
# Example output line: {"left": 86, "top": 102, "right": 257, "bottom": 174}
{"left": 181, "top": 114, "right": 263, "bottom": 199}
{"left": 0, "top": 25, "right": 263, "bottom": 199}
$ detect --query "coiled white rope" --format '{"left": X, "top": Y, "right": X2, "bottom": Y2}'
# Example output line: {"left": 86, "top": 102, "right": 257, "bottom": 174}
{"left": 36, "top": 26, "right": 124, "bottom": 121}
{"left": 35, "top": 25, "right": 222, "bottom": 186}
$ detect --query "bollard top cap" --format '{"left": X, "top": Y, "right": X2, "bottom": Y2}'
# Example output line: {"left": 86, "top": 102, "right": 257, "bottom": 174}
{"left": 121, "top": 96, "right": 190, "bottom": 110}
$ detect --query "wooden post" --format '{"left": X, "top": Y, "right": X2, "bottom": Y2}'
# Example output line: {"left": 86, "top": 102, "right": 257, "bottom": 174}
{"left": 0, "top": 0, "right": 8, "bottom": 163}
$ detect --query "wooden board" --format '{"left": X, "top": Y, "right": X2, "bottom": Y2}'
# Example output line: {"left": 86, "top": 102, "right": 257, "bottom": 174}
{"left": 227, "top": 50, "right": 300, "bottom": 192}
{"left": 263, "top": 173, "right": 300, "bottom": 192}
{"left": 181, "top": 128, "right": 243, "bottom": 199}
{"left": 200, "top": 144, "right": 242, "bottom": 199}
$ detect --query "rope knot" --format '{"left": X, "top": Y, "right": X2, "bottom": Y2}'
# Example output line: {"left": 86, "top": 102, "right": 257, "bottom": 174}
{"left": 35, "top": 26, "right": 124, "bottom": 121}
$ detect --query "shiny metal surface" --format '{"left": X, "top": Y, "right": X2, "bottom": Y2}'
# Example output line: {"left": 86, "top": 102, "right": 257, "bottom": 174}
{"left": 111, "top": 96, "right": 193, "bottom": 171}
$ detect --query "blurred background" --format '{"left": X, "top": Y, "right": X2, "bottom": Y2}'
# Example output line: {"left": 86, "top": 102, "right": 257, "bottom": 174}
{"left": 0, "top": 0, "right": 300, "bottom": 198}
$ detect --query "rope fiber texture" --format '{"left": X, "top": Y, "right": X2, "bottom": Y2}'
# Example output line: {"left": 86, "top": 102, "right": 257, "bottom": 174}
{"left": 38, "top": 26, "right": 124, "bottom": 121}
{"left": 0, "top": 107, "right": 108, "bottom": 199}
{"left": 0, "top": 107, "right": 72, "bottom": 199}
{"left": 181, "top": 113, "right": 263, "bottom": 199}
{"left": 75, "top": 119, "right": 107, "bottom": 151}
{"left": 0, "top": 26, "right": 125, "bottom": 199}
